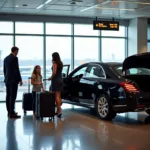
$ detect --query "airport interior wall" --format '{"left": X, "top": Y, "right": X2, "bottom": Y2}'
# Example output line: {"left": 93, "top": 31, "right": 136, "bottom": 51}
{"left": 0, "top": 14, "right": 149, "bottom": 101}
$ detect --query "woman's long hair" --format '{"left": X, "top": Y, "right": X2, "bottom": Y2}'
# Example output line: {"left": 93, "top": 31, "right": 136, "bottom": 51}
{"left": 52, "top": 52, "right": 63, "bottom": 69}
{"left": 32, "top": 65, "right": 42, "bottom": 79}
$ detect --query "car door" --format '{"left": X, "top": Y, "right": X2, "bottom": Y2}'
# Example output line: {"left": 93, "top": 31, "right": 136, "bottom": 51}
{"left": 78, "top": 64, "right": 106, "bottom": 105}
{"left": 61, "top": 65, "right": 70, "bottom": 99}
{"left": 68, "top": 65, "right": 88, "bottom": 102}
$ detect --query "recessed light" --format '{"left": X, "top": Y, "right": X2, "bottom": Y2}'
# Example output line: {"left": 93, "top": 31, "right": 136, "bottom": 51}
{"left": 22, "top": 4, "right": 28, "bottom": 7}
{"left": 15, "top": 5, "right": 19, "bottom": 7}
{"left": 44, "top": 0, "right": 52, "bottom": 5}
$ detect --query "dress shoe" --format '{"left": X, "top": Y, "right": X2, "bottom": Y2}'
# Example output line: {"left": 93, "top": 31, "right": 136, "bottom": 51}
{"left": 57, "top": 113, "right": 62, "bottom": 118}
{"left": 9, "top": 114, "right": 21, "bottom": 119}
{"left": 8, "top": 112, "right": 18, "bottom": 117}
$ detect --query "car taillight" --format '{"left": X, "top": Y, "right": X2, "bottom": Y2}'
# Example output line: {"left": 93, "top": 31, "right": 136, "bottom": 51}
{"left": 120, "top": 82, "right": 139, "bottom": 93}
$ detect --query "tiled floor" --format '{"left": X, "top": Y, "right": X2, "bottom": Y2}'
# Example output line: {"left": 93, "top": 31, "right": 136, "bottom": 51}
{"left": 1, "top": 102, "right": 150, "bottom": 150}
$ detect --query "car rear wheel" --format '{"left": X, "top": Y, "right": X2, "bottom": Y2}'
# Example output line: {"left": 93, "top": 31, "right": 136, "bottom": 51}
{"left": 146, "top": 109, "right": 150, "bottom": 115}
{"left": 96, "top": 94, "right": 116, "bottom": 120}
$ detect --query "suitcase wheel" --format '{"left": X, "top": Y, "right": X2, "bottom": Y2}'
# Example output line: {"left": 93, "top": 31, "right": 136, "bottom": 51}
{"left": 49, "top": 117, "right": 54, "bottom": 121}
{"left": 36, "top": 116, "right": 40, "bottom": 120}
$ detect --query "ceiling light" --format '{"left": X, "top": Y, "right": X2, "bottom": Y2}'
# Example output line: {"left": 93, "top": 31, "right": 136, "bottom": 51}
{"left": 15, "top": 5, "right": 19, "bottom": 7}
{"left": 81, "top": 1, "right": 109, "bottom": 12}
{"left": 81, "top": 0, "right": 150, "bottom": 12}
{"left": 96, "top": 7, "right": 135, "bottom": 11}
{"left": 36, "top": 4, "right": 44, "bottom": 9}
{"left": 44, "top": 0, "right": 52, "bottom": 5}
{"left": 80, "top": 4, "right": 99, "bottom": 12}
{"left": 22, "top": 4, "right": 28, "bottom": 7}
{"left": 36, "top": 0, "right": 52, "bottom": 9}
{"left": 112, "top": 1, "right": 150, "bottom": 5}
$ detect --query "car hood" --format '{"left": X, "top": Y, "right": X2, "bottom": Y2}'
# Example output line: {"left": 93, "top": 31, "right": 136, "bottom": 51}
{"left": 122, "top": 52, "right": 150, "bottom": 71}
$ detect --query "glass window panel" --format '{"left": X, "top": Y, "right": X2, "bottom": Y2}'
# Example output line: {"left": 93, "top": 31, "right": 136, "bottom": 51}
{"left": 148, "top": 42, "right": 150, "bottom": 52}
{"left": 74, "top": 24, "right": 99, "bottom": 36}
{"left": 85, "top": 65, "right": 105, "bottom": 78}
{"left": 0, "top": 22, "right": 13, "bottom": 33}
{"left": 46, "top": 37, "right": 71, "bottom": 90}
{"left": 74, "top": 37, "right": 99, "bottom": 68}
{"left": 46, "top": 23, "right": 71, "bottom": 35}
{"left": 0, "top": 36, "right": 13, "bottom": 101}
{"left": 101, "top": 26, "right": 125, "bottom": 37}
{"left": 102, "top": 38, "right": 125, "bottom": 62}
{"left": 148, "top": 25, "right": 150, "bottom": 40}
{"left": 115, "top": 66, "right": 150, "bottom": 76}
{"left": 15, "top": 22, "right": 43, "bottom": 34}
{"left": 15, "top": 36, "right": 43, "bottom": 100}
{"left": 72, "top": 66, "right": 87, "bottom": 77}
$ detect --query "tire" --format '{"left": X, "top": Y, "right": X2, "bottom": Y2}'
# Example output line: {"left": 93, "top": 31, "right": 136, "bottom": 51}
{"left": 146, "top": 109, "right": 150, "bottom": 115}
{"left": 90, "top": 109, "right": 97, "bottom": 115}
{"left": 96, "top": 94, "right": 116, "bottom": 120}
{"left": 110, "top": 111, "right": 117, "bottom": 119}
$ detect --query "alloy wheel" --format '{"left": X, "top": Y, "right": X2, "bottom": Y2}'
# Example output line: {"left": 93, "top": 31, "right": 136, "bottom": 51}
{"left": 98, "top": 96, "right": 109, "bottom": 118}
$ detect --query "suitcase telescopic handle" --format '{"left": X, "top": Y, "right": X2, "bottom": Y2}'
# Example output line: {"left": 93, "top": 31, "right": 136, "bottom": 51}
{"left": 28, "top": 77, "right": 31, "bottom": 93}
{"left": 43, "top": 79, "right": 48, "bottom": 81}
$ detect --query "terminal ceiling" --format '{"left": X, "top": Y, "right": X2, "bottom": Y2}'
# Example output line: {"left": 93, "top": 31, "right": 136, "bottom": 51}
{"left": 0, "top": 0, "right": 150, "bottom": 19}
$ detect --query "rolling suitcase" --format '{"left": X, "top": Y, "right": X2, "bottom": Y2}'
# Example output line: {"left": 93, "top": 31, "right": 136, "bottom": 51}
{"left": 22, "top": 77, "right": 33, "bottom": 114}
{"left": 36, "top": 91, "right": 55, "bottom": 120}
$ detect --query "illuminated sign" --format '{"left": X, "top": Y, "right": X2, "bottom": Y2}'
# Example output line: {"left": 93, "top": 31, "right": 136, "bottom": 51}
{"left": 93, "top": 20, "right": 119, "bottom": 31}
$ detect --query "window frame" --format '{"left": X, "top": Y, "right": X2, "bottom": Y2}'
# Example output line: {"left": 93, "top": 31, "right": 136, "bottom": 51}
{"left": 0, "top": 21, "right": 127, "bottom": 102}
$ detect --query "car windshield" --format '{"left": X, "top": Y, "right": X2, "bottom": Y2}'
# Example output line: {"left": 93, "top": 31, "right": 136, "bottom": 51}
{"left": 114, "top": 65, "right": 150, "bottom": 76}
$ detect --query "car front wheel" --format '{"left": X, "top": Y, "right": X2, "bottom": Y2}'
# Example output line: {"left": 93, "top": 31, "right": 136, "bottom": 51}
{"left": 96, "top": 94, "right": 116, "bottom": 120}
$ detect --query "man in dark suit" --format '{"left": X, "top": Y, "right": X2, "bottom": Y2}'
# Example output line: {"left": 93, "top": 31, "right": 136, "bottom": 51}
{"left": 3, "top": 47, "right": 23, "bottom": 118}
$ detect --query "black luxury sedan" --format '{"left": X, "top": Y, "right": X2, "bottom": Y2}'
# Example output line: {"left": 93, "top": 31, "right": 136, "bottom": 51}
{"left": 61, "top": 52, "right": 150, "bottom": 120}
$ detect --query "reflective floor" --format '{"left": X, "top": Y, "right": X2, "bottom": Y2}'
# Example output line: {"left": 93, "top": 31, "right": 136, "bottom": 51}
{"left": 1, "top": 103, "right": 150, "bottom": 150}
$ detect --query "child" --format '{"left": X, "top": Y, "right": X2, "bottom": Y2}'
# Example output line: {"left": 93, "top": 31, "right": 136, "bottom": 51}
{"left": 31, "top": 65, "right": 44, "bottom": 117}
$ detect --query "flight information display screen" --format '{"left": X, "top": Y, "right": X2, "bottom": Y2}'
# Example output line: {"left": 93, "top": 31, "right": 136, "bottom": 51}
{"left": 93, "top": 20, "right": 119, "bottom": 31}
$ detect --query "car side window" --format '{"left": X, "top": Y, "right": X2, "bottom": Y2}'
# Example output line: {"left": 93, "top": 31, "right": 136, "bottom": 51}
{"left": 72, "top": 66, "right": 87, "bottom": 77}
{"left": 85, "top": 65, "right": 106, "bottom": 78}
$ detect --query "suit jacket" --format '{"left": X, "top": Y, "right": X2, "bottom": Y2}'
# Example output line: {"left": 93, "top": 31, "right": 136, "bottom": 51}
{"left": 3, "top": 54, "right": 22, "bottom": 84}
